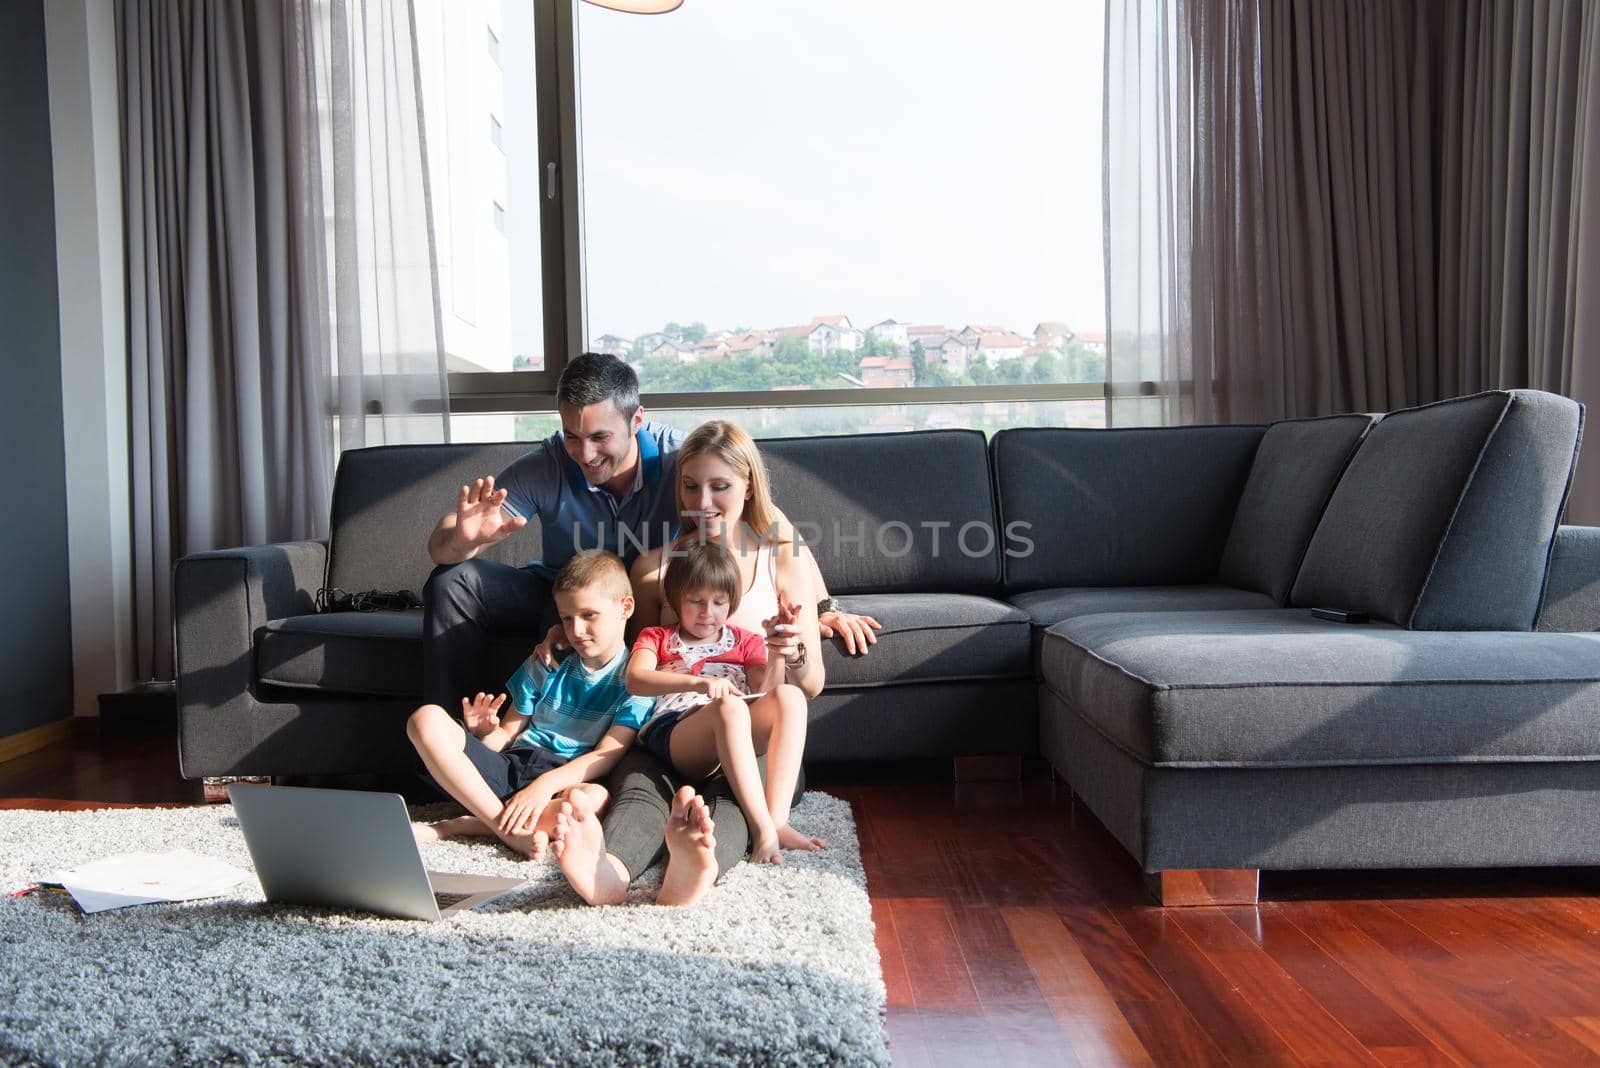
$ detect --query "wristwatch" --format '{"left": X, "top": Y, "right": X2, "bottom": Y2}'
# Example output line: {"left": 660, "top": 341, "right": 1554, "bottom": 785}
{"left": 817, "top": 596, "right": 842, "bottom": 616}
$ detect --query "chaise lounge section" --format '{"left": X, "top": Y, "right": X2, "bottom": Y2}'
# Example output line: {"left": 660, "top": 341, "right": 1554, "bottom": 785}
{"left": 1018, "top": 389, "right": 1600, "bottom": 902}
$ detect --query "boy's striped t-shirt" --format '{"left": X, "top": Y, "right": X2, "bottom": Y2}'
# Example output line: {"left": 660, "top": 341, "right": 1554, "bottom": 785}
{"left": 504, "top": 647, "right": 654, "bottom": 760}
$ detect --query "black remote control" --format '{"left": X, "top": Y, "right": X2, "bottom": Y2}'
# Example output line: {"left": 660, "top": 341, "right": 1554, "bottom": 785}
{"left": 1311, "top": 607, "right": 1369, "bottom": 624}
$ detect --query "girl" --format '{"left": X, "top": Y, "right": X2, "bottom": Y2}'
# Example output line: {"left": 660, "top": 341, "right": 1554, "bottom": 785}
{"left": 626, "top": 541, "right": 812, "bottom": 865}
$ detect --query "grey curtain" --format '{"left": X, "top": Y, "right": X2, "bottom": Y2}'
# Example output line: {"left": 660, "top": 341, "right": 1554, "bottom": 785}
{"left": 1435, "top": 1, "right": 1600, "bottom": 523}
{"left": 120, "top": 0, "right": 448, "bottom": 679}
{"left": 1105, "top": 0, "right": 1600, "bottom": 521}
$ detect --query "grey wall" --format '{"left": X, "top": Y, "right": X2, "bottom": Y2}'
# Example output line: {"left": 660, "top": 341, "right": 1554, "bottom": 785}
{"left": 0, "top": 0, "right": 75, "bottom": 736}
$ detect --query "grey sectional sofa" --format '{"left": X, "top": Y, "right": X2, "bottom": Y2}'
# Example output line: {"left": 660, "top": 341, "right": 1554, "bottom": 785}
{"left": 175, "top": 388, "right": 1600, "bottom": 901}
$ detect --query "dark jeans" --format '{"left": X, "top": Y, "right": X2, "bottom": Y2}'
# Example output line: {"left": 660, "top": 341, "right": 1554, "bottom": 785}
{"left": 601, "top": 747, "right": 806, "bottom": 883}
{"left": 422, "top": 559, "right": 562, "bottom": 707}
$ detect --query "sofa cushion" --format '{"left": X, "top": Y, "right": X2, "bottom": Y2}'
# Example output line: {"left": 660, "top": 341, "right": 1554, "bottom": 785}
{"left": 1008, "top": 584, "right": 1278, "bottom": 629}
{"left": 759, "top": 430, "right": 1001, "bottom": 595}
{"left": 260, "top": 592, "right": 1031, "bottom": 698}
{"left": 1039, "top": 609, "right": 1600, "bottom": 767}
{"left": 326, "top": 443, "right": 543, "bottom": 598}
{"left": 992, "top": 425, "right": 1264, "bottom": 592}
{"left": 1218, "top": 414, "right": 1374, "bottom": 603}
{"left": 819, "top": 593, "right": 1032, "bottom": 687}
{"left": 1290, "top": 390, "right": 1583, "bottom": 630}
{"left": 257, "top": 610, "right": 541, "bottom": 698}
{"left": 1538, "top": 526, "right": 1600, "bottom": 632}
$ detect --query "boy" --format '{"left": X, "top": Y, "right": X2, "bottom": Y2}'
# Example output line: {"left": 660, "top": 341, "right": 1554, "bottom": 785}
{"left": 407, "top": 550, "right": 653, "bottom": 858}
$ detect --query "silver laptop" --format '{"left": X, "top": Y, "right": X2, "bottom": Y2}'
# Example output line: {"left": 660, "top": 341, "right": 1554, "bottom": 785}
{"left": 228, "top": 784, "right": 527, "bottom": 921}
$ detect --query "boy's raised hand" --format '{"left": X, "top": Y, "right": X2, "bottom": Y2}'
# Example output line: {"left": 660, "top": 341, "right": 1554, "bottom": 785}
{"left": 454, "top": 475, "right": 526, "bottom": 549}
{"left": 461, "top": 691, "right": 506, "bottom": 737}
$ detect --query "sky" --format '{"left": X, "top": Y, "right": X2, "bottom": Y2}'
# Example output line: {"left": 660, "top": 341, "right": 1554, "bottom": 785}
{"left": 575, "top": 0, "right": 1106, "bottom": 340}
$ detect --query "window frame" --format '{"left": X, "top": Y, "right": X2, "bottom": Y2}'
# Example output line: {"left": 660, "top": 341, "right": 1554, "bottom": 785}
{"left": 445, "top": 0, "right": 1108, "bottom": 417}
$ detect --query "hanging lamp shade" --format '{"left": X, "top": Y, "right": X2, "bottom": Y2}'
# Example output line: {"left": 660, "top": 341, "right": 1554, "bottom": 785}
{"left": 580, "top": 0, "right": 684, "bottom": 12}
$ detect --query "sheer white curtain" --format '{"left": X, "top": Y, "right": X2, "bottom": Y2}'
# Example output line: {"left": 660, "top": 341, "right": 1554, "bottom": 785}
{"left": 120, "top": 0, "right": 448, "bottom": 679}
{"left": 309, "top": 0, "right": 451, "bottom": 452}
{"left": 1103, "top": 0, "right": 1192, "bottom": 428}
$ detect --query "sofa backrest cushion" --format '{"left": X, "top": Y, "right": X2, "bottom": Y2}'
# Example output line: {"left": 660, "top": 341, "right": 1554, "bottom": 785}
{"left": 326, "top": 443, "right": 542, "bottom": 597}
{"left": 1290, "top": 389, "right": 1583, "bottom": 630}
{"left": 992, "top": 425, "right": 1265, "bottom": 592}
{"left": 759, "top": 430, "right": 1000, "bottom": 595}
{"left": 1218, "top": 414, "right": 1376, "bottom": 603}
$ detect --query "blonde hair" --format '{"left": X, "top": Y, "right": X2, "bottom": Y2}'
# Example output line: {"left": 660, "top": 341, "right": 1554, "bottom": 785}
{"left": 675, "top": 420, "right": 789, "bottom": 549}
{"left": 552, "top": 550, "right": 632, "bottom": 601}
{"left": 663, "top": 542, "right": 743, "bottom": 617}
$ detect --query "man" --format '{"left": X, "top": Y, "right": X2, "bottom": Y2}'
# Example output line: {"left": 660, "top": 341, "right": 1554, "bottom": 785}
{"left": 423, "top": 352, "right": 877, "bottom": 708}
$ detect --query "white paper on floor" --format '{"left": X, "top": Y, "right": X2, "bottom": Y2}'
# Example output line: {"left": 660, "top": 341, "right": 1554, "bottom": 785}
{"left": 54, "top": 850, "right": 250, "bottom": 913}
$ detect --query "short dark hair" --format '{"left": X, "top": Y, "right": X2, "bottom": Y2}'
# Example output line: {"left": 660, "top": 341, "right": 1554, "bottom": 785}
{"left": 663, "top": 542, "right": 743, "bottom": 616}
{"left": 557, "top": 352, "right": 640, "bottom": 419}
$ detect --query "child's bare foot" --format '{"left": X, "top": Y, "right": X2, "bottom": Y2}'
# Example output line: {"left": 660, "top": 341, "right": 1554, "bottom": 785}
{"left": 777, "top": 824, "right": 825, "bottom": 852}
{"left": 530, "top": 829, "right": 550, "bottom": 860}
{"left": 551, "top": 799, "right": 628, "bottom": 905}
{"left": 750, "top": 828, "right": 782, "bottom": 866}
{"left": 413, "top": 815, "right": 485, "bottom": 845}
{"left": 658, "top": 786, "right": 719, "bottom": 906}
{"left": 495, "top": 827, "right": 539, "bottom": 858}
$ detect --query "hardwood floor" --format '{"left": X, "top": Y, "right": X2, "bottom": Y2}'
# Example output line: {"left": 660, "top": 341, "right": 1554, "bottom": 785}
{"left": 7, "top": 726, "right": 1600, "bottom": 1066}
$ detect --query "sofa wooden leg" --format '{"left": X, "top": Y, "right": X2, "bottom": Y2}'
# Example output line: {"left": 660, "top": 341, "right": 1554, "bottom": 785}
{"left": 1147, "top": 868, "right": 1260, "bottom": 906}
{"left": 202, "top": 775, "right": 272, "bottom": 804}
{"left": 953, "top": 755, "right": 1022, "bottom": 782}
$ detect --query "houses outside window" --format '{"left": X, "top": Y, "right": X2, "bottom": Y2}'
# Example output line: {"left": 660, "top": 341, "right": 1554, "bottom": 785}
{"left": 445, "top": 0, "right": 1107, "bottom": 441}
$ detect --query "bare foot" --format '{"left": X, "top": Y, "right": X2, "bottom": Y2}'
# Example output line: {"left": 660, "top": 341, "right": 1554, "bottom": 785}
{"left": 658, "top": 786, "right": 720, "bottom": 906}
{"left": 777, "top": 824, "right": 825, "bottom": 852}
{"left": 551, "top": 800, "right": 629, "bottom": 905}
{"left": 750, "top": 827, "right": 782, "bottom": 866}
{"left": 413, "top": 815, "right": 486, "bottom": 845}
{"left": 495, "top": 826, "right": 538, "bottom": 858}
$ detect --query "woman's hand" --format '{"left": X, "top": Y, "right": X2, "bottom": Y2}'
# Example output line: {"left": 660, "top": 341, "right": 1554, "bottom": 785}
{"left": 818, "top": 609, "right": 882, "bottom": 655}
{"left": 763, "top": 601, "right": 806, "bottom": 666}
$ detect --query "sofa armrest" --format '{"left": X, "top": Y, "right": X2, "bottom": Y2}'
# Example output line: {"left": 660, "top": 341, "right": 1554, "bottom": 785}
{"left": 1537, "top": 526, "right": 1600, "bottom": 632}
{"left": 174, "top": 541, "right": 328, "bottom": 763}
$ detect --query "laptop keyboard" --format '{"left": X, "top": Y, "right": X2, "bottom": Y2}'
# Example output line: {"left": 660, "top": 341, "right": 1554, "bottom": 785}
{"left": 433, "top": 890, "right": 474, "bottom": 909}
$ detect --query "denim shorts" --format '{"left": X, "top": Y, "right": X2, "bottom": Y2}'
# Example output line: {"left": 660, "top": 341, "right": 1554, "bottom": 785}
{"left": 639, "top": 708, "right": 691, "bottom": 768}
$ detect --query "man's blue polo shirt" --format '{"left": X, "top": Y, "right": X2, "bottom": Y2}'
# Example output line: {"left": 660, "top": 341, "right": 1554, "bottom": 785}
{"left": 494, "top": 421, "right": 684, "bottom": 580}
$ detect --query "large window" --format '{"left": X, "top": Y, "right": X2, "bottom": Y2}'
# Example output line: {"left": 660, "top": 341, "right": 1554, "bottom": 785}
{"left": 445, "top": 0, "right": 1108, "bottom": 440}
{"left": 417, "top": 0, "right": 545, "bottom": 374}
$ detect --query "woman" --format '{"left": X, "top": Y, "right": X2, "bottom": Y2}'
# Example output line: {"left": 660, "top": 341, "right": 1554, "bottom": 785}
{"left": 549, "top": 420, "right": 843, "bottom": 906}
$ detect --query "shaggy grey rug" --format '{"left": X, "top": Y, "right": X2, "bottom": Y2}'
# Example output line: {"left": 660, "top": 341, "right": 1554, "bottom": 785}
{"left": 0, "top": 793, "right": 886, "bottom": 1067}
